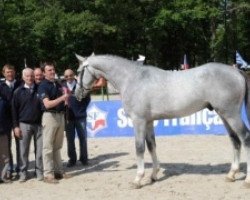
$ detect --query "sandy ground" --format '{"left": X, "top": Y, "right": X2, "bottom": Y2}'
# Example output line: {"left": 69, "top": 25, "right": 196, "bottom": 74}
{"left": 1, "top": 135, "right": 250, "bottom": 200}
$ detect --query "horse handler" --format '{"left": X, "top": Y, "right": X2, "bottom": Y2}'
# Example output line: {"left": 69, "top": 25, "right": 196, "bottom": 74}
{"left": 38, "top": 61, "right": 71, "bottom": 184}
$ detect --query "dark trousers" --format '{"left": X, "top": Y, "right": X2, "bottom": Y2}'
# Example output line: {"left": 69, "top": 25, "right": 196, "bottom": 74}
{"left": 65, "top": 119, "right": 88, "bottom": 164}
{"left": 7, "top": 130, "right": 21, "bottom": 174}
{"left": 0, "top": 134, "right": 9, "bottom": 180}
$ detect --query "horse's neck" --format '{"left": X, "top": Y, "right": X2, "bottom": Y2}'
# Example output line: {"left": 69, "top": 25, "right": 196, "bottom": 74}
{"left": 96, "top": 63, "right": 137, "bottom": 93}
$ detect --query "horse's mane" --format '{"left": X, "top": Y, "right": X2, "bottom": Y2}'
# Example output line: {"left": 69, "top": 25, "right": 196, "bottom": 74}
{"left": 92, "top": 54, "right": 159, "bottom": 71}
{"left": 93, "top": 55, "right": 138, "bottom": 67}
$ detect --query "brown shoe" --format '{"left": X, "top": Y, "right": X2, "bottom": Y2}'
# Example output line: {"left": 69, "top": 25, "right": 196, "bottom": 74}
{"left": 54, "top": 173, "right": 72, "bottom": 180}
{"left": 6, "top": 171, "right": 13, "bottom": 180}
{"left": 0, "top": 178, "right": 12, "bottom": 184}
{"left": 43, "top": 176, "right": 59, "bottom": 184}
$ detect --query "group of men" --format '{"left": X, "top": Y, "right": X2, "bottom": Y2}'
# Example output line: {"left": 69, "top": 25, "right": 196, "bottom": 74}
{"left": 0, "top": 61, "right": 98, "bottom": 184}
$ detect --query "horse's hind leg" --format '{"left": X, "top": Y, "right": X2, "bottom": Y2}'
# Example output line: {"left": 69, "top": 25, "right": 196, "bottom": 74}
{"left": 221, "top": 117, "right": 242, "bottom": 182}
{"left": 244, "top": 143, "right": 250, "bottom": 187}
{"left": 221, "top": 114, "right": 250, "bottom": 186}
{"left": 232, "top": 125, "right": 250, "bottom": 187}
{"left": 145, "top": 122, "right": 160, "bottom": 182}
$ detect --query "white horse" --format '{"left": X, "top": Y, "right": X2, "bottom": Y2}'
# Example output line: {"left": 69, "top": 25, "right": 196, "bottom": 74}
{"left": 75, "top": 54, "right": 250, "bottom": 188}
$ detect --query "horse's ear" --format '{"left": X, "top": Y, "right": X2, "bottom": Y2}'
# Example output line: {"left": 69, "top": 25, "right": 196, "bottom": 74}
{"left": 75, "top": 53, "right": 86, "bottom": 62}
{"left": 90, "top": 52, "right": 95, "bottom": 57}
{"left": 75, "top": 53, "right": 87, "bottom": 73}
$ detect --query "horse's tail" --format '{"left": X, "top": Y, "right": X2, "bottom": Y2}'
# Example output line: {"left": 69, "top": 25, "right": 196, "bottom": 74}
{"left": 240, "top": 70, "right": 250, "bottom": 128}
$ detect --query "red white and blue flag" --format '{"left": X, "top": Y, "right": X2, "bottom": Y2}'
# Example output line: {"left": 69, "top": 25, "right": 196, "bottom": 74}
{"left": 181, "top": 54, "right": 189, "bottom": 70}
{"left": 87, "top": 104, "right": 107, "bottom": 137}
{"left": 236, "top": 51, "right": 248, "bottom": 69}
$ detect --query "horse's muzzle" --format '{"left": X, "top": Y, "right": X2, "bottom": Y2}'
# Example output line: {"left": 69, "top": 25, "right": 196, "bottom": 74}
{"left": 75, "top": 87, "right": 89, "bottom": 101}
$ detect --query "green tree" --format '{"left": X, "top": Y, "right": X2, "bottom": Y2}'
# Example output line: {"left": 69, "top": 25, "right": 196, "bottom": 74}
{"left": 0, "top": 0, "right": 249, "bottom": 74}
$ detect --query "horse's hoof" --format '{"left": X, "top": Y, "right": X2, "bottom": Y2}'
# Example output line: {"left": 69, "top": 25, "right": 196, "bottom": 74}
{"left": 243, "top": 182, "right": 250, "bottom": 188}
{"left": 225, "top": 176, "right": 235, "bottom": 182}
{"left": 131, "top": 182, "right": 142, "bottom": 189}
{"left": 150, "top": 176, "right": 157, "bottom": 183}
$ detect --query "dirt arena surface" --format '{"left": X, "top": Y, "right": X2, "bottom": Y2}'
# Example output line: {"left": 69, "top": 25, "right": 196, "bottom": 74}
{"left": 1, "top": 135, "right": 250, "bottom": 200}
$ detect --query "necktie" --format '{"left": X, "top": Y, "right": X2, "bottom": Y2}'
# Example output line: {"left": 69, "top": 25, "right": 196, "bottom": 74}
{"left": 29, "top": 88, "right": 33, "bottom": 94}
{"left": 9, "top": 84, "right": 14, "bottom": 90}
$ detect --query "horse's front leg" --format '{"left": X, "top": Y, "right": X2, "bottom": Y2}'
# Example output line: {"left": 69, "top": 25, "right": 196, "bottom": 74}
{"left": 146, "top": 122, "right": 160, "bottom": 183}
{"left": 133, "top": 119, "right": 147, "bottom": 189}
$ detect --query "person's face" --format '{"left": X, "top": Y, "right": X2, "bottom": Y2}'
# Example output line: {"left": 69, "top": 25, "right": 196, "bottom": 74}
{"left": 3, "top": 68, "right": 15, "bottom": 81}
{"left": 44, "top": 65, "right": 56, "bottom": 81}
{"left": 34, "top": 68, "right": 44, "bottom": 84}
{"left": 64, "top": 70, "right": 75, "bottom": 83}
{"left": 23, "top": 71, "right": 35, "bottom": 86}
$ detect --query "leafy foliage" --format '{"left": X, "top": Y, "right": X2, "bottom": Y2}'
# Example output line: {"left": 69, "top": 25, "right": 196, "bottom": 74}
{"left": 0, "top": 0, "right": 249, "bottom": 75}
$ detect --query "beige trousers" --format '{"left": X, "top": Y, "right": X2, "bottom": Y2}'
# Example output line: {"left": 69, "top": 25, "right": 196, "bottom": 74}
{"left": 42, "top": 112, "right": 65, "bottom": 177}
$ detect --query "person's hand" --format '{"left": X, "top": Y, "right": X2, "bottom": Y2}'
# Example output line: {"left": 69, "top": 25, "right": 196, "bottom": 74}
{"left": 59, "top": 93, "right": 70, "bottom": 105}
{"left": 64, "top": 93, "right": 70, "bottom": 105}
{"left": 92, "top": 77, "right": 106, "bottom": 90}
{"left": 62, "top": 87, "right": 71, "bottom": 105}
{"left": 14, "top": 127, "right": 22, "bottom": 139}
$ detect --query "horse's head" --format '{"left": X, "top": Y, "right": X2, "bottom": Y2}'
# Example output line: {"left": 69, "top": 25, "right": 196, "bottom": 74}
{"left": 75, "top": 53, "right": 96, "bottom": 100}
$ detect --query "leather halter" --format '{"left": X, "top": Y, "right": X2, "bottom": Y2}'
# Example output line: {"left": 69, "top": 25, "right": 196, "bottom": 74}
{"left": 77, "top": 66, "right": 96, "bottom": 91}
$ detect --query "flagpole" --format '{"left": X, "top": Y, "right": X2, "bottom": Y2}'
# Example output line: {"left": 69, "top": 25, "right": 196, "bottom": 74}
{"left": 182, "top": 54, "right": 189, "bottom": 70}
{"left": 24, "top": 58, "right": 27, "bottom": 68}
{"left": 236, "top": 51, "right": 248, "bottom": 69}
